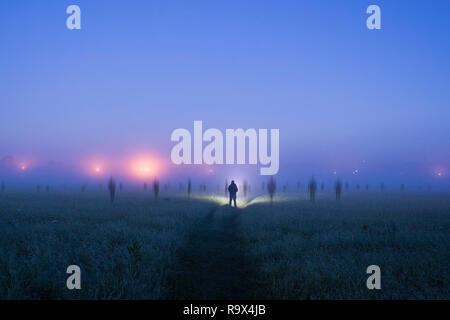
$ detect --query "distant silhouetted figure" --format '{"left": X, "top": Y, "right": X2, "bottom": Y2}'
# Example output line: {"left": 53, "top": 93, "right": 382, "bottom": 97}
{"left": 282, "top": 185, "right": 287, "bottom": 193}
{"left": 108, "top": 176, "right": 116, "bottom": 203}
{"left": 143, "top": 183, "right": 147, "bottom": 191}
{"left": 225, "top": 180, "right": 228, "bottom": 197}
{"left": 297, "top": 181, "right": 301, "bottom": 191}
{"left": 45, "top": 185, "right": 50, "bottom": 192}
{"left": 81, "top": 184, "right": 86, "bottom": 192}
{"left": 356, "top": 184, "right": 360, "bottom": 191}
{"left": 187, "top": 179, "right": 192, "bottom": 199}
{"left": 345, "top": 182, "right": 349, "bottom": 191}
{"left": 36, "top": 185, "right": 41, "bottom": 192}
{"left": 320, "top": 183, "right": 324, "bottom": 191}
{"left": 366, "top": 184, "right": 369, "bottom": 191}
{"left": 228, "top": 180, "right": 238, "bottom": 207}
{"left": 267, "top": 177, "right": 276, "bottom": 204}
{"left": 119, "top": 183, "right": 123, "bottom": 191}
{"left": 308, "top": 177, "right": 317, "bottom": 202}
{"left": 1, "top": 181, "right": 5, "bottom": 193}
{"left": 153, "top": 178, "right": 160, "bottom": 200}
{"left": 335, "top": 179, "right": 342, "bottom": 200}
{"left": 243, "top": 180, "right": 248, "bottom": 197}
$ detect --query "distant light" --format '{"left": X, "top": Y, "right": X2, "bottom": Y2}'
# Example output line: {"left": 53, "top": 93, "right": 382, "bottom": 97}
{"left": 20, "top": 165, "right": 27, "bottom": 171}
{"left": 353, "top": 169, "right": 359, "bottom": 175}
{"left": 437, "top": 172, "right": 442, "bottom": 177}
{"left": 332, "top": 170, "right": 337, "bottom": 175}
{"left": 130, "top": 156, "right": 160, "bottom": 179}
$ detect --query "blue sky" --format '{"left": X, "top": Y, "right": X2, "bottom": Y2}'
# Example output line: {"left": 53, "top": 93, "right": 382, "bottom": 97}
{"left": 0, "top": 0, "right": 449, "bottom": 186}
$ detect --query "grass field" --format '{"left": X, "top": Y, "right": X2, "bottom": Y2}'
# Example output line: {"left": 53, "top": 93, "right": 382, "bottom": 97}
{"left": 0, "top": 190, "right": 448, "bottom": 299}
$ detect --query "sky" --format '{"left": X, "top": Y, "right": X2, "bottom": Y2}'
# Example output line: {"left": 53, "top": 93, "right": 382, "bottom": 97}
{"left": 0, "top": 0, "right": 449, "bottom": 188}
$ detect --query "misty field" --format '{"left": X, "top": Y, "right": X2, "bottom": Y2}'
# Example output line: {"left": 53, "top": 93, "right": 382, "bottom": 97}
{"left": 0, "top": 190, "right": 448, "bottom": 299}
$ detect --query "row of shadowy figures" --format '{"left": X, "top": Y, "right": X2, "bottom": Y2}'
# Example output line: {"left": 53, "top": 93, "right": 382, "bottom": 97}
{"left": 0, "top": 178, "right": 412, "bottom": 205}
{"left": 96, "top": 176, "right": 403, "bottom": 204}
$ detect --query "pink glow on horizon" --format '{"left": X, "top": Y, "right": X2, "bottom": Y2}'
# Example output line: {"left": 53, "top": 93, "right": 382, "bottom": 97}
{"left": 128, "top": 154, "right": 165, "bottom": 180}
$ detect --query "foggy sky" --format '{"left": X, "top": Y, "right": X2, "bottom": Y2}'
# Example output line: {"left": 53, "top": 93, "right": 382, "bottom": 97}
{"left": 0, "top": 1, "right": 449, "bottom": 188}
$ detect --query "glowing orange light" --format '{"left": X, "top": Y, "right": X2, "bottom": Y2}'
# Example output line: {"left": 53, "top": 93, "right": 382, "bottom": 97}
{"left": 129, "top": 156, "right": 162, "bottom": 179}
{"left": 91, "top": 165, "right": 104, "bottom": 175}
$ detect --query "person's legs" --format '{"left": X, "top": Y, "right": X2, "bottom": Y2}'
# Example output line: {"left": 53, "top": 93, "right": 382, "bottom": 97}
{"left": 233, "top": 195, "right": 237, "bottom": 207}
{"left": 229, "top": 194, "right": 232, "bottom": 206}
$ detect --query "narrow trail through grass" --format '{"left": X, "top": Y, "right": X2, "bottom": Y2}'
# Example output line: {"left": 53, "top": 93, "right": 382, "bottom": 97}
{"left": 165, "top": 204, "right": 258, "bottom": 299}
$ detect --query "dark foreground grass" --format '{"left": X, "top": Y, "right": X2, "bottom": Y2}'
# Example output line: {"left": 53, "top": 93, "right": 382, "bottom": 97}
{"left": 0, "top": 191, "right": 448, "bottom": 299}
{"left": 239, "top": 192, "right": 450, "bottom": 299}
{"left": 0, "top": 191, "right": 215, "bottom": 299}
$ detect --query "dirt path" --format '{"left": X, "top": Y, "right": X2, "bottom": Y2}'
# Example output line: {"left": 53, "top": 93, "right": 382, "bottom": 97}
{"left": 165, "top": 205, "right": 257, "bottom": 299}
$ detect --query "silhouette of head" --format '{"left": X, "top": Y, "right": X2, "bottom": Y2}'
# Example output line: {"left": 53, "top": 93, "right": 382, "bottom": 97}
{"left": 231, "top": 180, "right": 235, "bottom": 184}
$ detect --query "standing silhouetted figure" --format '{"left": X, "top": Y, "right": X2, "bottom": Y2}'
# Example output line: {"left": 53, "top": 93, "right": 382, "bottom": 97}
{"left": 267, "top": 177, "right": 276, "bottom": 204}
{"left": 335, "top": 178, "right": 342, "bottom": 200}
{"left": 153, "top": 178, "right": 160, "bottom": 200}
{"left": 108, "top": 176, "right": 116, "bottom": 203}
{"left": 45, "top": 185, "right": 50, "bottom": 192}
{"left": 143, "top": 183, "right": 147, "bottom": 191}
{"left": 187, "top": 179, "right": 192, "bottom": 199}
{"left": 365, "top": 184, "right": 369, "bottom": 191}
{"left": 228, "top": 180, "right": 238, "bottom": 207}
{"left": 308, "top": 177, "right": 317, "bottom": 202}
{"left": 36, "top": 185, "right": 41, "bottom": 192}
{"left": 320, "top": 183, "right": 324, "bottom": 191}
{"left": 345, "top": 182, "right": 349, "bottom": 191}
